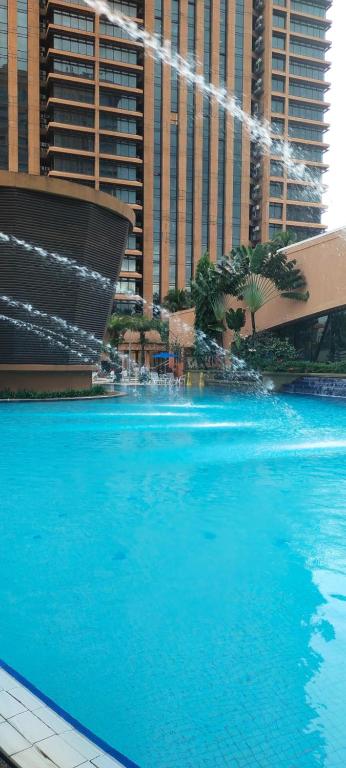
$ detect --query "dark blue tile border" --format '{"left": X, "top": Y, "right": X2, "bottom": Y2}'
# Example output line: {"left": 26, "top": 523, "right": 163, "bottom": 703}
{"left": 0, "top": 658, "right": 140, "bottom": 768}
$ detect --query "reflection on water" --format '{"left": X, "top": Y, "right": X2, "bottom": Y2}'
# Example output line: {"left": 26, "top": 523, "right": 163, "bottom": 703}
{"left": 0, "top": 389, "right": 346, "bottom": 767}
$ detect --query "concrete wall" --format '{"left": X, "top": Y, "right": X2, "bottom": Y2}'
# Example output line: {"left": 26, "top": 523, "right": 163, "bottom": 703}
{"left": 251, "top": 228, "right": 346, "bottom": 334}
{"left": 169, "top": 229, "right": 346, "bottom": 351}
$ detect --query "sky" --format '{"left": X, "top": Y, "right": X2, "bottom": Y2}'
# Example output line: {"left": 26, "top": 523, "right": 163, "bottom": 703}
{"left": 323, "top": 0, "right": 345, "bottom": 229}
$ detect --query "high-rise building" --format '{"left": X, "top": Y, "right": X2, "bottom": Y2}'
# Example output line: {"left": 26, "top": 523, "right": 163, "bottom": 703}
{"left": 0, "top": 0, "right": 331, "bottom": 313}
{"left": 252, "top": 0, "right": 331, "bottom": 245}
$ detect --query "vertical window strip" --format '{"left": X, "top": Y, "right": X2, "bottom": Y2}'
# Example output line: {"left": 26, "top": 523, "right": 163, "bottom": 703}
{"left": 202, "top": 0, "right": 211, "bottom": 254}
{"left": 232, "top": 0, "right": 244, "bottom": 246}
{"left": 17, "top": 0, "right": 28, "bottom": 172}
{"left": 185, "top": 0, "right": 195, "bottom": 285}
{"left": 170, "top": 0, "right": 179, "bottom": 112}
{"left": 217, "top": 0, "right": 227, "bottom": 259}
{"left": 152, "top": 0, "right": 162, "bottom": 298}
{"left": 0, "top": 0, "right": 8, "bottom": 169}
{"left": 169, "top": 123, "right": 178, "bottom": 288}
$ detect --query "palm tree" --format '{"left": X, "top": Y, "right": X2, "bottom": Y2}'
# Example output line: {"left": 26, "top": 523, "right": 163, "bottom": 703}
{"left": 162, "top": 288, "right": 193, "bottom": 313}
{"left": 218, "top": 237, "right": 308, "bottom": 335}
{"left": 108, "top": 314, "right": 167, "bottom": 364}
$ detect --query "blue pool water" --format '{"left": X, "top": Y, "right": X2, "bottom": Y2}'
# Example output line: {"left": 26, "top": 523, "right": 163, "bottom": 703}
{"left": 1, "top": 388, "right": 346, "bottom": 767}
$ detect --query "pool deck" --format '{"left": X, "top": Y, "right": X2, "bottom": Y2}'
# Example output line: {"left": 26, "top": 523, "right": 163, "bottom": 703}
{"left": 0, "top": 666, "right": 133, "bottom": 768}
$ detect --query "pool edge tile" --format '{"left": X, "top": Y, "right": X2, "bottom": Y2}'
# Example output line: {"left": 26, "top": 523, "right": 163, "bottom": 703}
{"left": 0, "top": 665, "right": 135, "bottom": 768}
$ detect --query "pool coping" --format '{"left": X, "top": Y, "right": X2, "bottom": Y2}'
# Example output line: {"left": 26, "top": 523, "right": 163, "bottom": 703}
{"left": 0, "top": 660, "right": 139, "bottom": 768}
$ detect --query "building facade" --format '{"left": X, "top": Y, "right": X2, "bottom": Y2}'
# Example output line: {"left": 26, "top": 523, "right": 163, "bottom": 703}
{"left": 252, "top": 0, "right": 331, "bottom": 245}
{"left": 0, "top": 0, "right": 331, "bottom": 313}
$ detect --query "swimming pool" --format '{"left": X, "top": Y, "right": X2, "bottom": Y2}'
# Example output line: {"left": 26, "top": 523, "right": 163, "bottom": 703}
{"left": 1, "top": 389, "right": 346, "bottom": 767}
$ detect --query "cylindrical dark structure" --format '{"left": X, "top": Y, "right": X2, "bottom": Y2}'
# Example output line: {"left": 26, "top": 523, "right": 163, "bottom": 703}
{"left": 0, "top": 172, "right": 134, "bottom": 391}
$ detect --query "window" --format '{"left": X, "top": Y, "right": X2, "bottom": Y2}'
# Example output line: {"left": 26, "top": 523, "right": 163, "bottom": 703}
{"left": 272, "top": 118, "right": 284, "bottom": 135}
{"left": 115, "top": 279, "right": 138, "bottom": 294}
{"left": 272, "top": 76, "right": 285, "bottom": 93}
{"left": 108, "top": 0, "right": 139, "bottom": 17}
{"left": 99, "top": 66, "right": 138, "bottom": 88}
{"left": 287, "top": 205, "right": 322, "bottom": 223}
{"left": 269, "top": 224, "right": 283, "bottom": 238}
{"left": 271, "top": 139, "right": 285, "bottom": 157}
{"left": 100, "top": 43, "right": 138, "bottom": 64}
{"left": 290, "top": 18, "right": 327, "bottom": 39}
{"left": 51, "top": 153, "right": 94, "bottom": 174}
{"left": 52, "top": 58, "right": 94, "bottom": 79}
{"left": 100, "top": 185, "right": 138, "bottom": 203}
{"left": 288, "top": 165, "right": 323, "bottom": 182}
{"left": 291, "top": 142, "right": 324, "bottom": 162}
{"left": 121, "top": 257, "right": 138, "bottom": 272}
{"left": 290, "top": 59, "right": 325, "bottom": 81}
{"left": 269, "top": 203, "right": 283, "bottom": 220}
{"left": 99, "top": 90, "right": 138, "bottom": 110}
{"left": 51, "top": 129, "right": 94, "bottom": 151}
{"left": 270, "top": 181, "right": 283, "bottom": 198}
{"left": 273, "top": 11, "right": 286, "bottom": 28}
{"left": 52, "top": 10, "right": 93, "bottom": 32}
{"left": 99, "top": 113, "right": 138, "bottom": 133}
{"left": 289, "top": 101, "right": 325, "bottom": 121}
{"left": 288, "top": 184, "right": 321, "bottom": 203}
{"left": 50, "top": 106, "right": 94, "bottom": 127}
{"left": 127, "top": 234, "right": 138, "bottom": 250}
{"left": 277, "top": 307, "right": 346, "bottom": 363}
{"left": 50, "top": 81, "right": 94, "bottom": 104}
{"left": 289, "top": 80, "right": 326, "bottom": 101}
{"left": 290, "top": 38, "right": 327, "bottom": 60}
{"left": 287, "top": 225, "right": 323, "bottom": 241}
{"left": 288, "top": 122, "right": 324, "bottom": 141}
{"left": 291, "top": 1, "right": 327, "bottom": 19}
{"left": 100, "top": 20, "right": 131, "bottom": 39}
{"left": 272, "top": 33, "right": 286, "bottom": 50}
{"left": 271, "top": 160, "right": 284, "bottom": 177}
{"left": 272, "top": 96, "right": 285, "bottom": 113}
{"left": 51, "top": 34, "right": 94, "bottom": 56}
{"left": 99, "top": 159, "right": 138, "bottom": 179}
{"left": 100, "top": 137, "right": 138, "bottom": 157}
{"left": 272, "top": 54, "right": 285, "bottom": 71}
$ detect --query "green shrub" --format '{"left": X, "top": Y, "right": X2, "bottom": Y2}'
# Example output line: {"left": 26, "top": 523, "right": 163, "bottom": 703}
{"left": 234, "top": 332, "right": 298, "bottom": 369}
{"left": 261, "top": 360, "right": 346, "bottom": 374}
{"left": 0, "top": 385, "right": 106, "bottom": 400}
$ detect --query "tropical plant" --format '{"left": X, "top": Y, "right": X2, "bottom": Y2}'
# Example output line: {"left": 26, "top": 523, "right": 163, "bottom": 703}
{"left": 234, "top": 332, "right": 298, "bottom": 369}
{"left": 225, "top": 307, "right": 246, "bottom": 333}
{"left": 162, "top": 288, "right": 193, "bottom": 313}
{"left": 218, "top": 235, "right": 308, "bottom": 334}
{"left": 108, "top": 314, "right": 168, "bottom": 364}
{"left": 191, "top": 253, "right": 226, "bottom": 342}
{"left": 225, "top": 307, "right": 246, "bottom": 350}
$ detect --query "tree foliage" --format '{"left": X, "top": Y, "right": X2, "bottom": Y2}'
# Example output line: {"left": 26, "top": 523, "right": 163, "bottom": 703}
{"left": 162, "top": 288, "right": 193, "bottom": 313}
{"left": 191, "top": 253, "right": 225, "bottom": 340}
{"left": 108, "top": 314, "right": 168, "bottom": 364}
{"left": 216, "top": 233, "right": 308, "bottom": 334}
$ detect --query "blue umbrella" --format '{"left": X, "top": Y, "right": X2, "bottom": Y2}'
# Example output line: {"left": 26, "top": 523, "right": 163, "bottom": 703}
{"left": 152, "top": 352, "right": 177, "bottom": 359}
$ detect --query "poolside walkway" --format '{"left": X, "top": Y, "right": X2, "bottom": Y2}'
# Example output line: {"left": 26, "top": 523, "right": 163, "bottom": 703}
{"left": 0, "top": 667, "right": 130, "bottom": 768}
